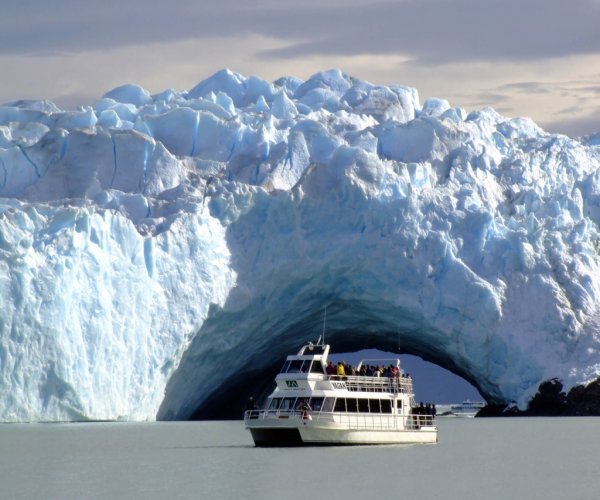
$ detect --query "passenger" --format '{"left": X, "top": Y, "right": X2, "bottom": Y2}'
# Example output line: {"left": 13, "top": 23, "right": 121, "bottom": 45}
{"left": 296, "top": 399, "right": 310, "bottom": 411}
{"left": 336, "top": 361, "right": 346, "bottom": 377}
{"left": 299, "top": 399, "right": 311, "bottom": 420}
{"left": 325, "top": 361, "right": 336, "bottom": 375}
{"left": 246, "top": 396, "right": 257, "bottom": 411}
{"left": 246, "top": 396, "right": 258, "bottom": 418}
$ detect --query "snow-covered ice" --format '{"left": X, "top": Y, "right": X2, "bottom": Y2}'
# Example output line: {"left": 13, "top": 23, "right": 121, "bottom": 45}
{"left": 1, "top": 69, "right": 600, "bottom": 421}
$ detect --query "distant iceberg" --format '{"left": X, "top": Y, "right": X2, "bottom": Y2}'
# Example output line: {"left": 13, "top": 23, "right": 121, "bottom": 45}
{"left": 0, "top": 68, "right": 599, "bottom": 421}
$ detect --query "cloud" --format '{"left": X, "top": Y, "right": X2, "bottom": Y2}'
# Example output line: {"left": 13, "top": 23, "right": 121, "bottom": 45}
{"left": 496, "top": 77, "right": 600, "bottom": 117}
{"left": 469, "top": 93, "right": 510, "bottom": 107}
{"left": 3, "top": 0, "right": 600, "bottom": 65}
{"left": 541, "top": 110, "right": 600, "bottom": 137}
{"left": 257, "top": 0, "right": 600, "bottom": 64}
{"left": 1, "top": 1, "right": 599, "bottom": 136}
{"left": 498, "top": 82, "right": 552, "bottom": 94}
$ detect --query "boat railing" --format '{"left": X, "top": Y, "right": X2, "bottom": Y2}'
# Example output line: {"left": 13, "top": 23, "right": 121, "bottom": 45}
{"left": 244, "top": 409, "right": 308, "bottom": 421}
{"left": 406, "top": 414, "right": 436, "bottom": 429}
{"left": 327, "top": 375, "right": 413, "bottom": 394}
{"left": 244, "top": 410, "right": 436, "bottom": 430}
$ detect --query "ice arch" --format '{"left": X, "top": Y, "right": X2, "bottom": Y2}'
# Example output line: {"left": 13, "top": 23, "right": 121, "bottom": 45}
{"left": 2, "top": 68, "right": 600, "bottom": 422}
{"left": 158, "top": 307, "right": 487, "bottom": 420}
{"left": 157, "top": 170, "right": 511, "bottom": 420}
{"left": 156, "top": 136, "right": 600, "bottom": 419}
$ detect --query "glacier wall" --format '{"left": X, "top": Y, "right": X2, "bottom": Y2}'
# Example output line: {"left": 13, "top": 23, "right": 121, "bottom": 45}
{"left": 1, "top": 69, "right": 600, "bottom": 421}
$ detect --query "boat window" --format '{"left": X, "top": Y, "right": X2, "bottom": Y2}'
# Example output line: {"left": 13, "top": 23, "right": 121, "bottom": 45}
{"left": 322, "top": 397, "right": 335, "bottom": 412}
{"left": 381, "top": 400, "right": 392, "bottom": 413}
{"left": 369, "top": 399, "right": 381, "bottom": 413}
{"left": 346, "top": 398, "right": 358, "bottom": 413}
{"left": 280, "top": 397, "right": 297, "bottom": 410}
{"left": 280, "top": 360, "right": 291, "bottom": 374}
{"left": 310, "top": 361, "right": 325, "bottom": 374}
{"left": 396, "top": 400, "right": 402, "bottom": 410}
{"left": 334, "top": 398, "right": 346, "bottom": 412}
{"left": 268, "top": 398, "right": 282, "bottom": 410}
{"left": 309, "top": 397, "right": 324, "bottom": 411}
{"left": 357, "top": 399, "right": 369, "bottom": 413}
{"left": 287, "top": 359, "right": 307, "bottom": 373}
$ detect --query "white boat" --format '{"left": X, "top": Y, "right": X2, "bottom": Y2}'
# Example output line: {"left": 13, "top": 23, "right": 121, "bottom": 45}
{"left": 437, "top": 400, "right": 485, "bottom": 417}
{"left": 244, "top": 340, "right": 438, "bottom": 446}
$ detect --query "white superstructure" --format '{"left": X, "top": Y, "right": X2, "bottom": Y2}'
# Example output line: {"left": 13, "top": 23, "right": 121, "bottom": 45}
{"left": 244, "top": 341, "right": 438, "bottom": 446}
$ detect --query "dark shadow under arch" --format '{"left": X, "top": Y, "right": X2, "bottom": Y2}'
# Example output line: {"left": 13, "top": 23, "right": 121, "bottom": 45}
{"left": 187, "top": 328, "right": 487, "bottom": 420}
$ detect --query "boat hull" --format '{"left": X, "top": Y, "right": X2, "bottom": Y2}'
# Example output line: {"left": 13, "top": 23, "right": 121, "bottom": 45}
{"left": 249, "top": 427, "right": 304, "bottom": 447}
{"left": 246, "top": 417, "right": 437, "bottom": 446}
{"left": 300, "top": 426, "right": 437, "bottom": 446}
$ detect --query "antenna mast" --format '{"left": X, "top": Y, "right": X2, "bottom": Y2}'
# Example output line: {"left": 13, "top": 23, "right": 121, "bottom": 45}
{"left": 320, "top": 306, "right": 327, "bottom": 345}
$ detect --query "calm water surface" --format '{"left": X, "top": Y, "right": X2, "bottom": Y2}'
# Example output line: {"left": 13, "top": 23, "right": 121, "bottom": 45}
{"left": 1, "top": 418, "right": 599, "bottom": 500}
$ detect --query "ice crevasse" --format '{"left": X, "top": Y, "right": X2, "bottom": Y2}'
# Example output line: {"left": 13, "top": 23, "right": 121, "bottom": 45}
{"left": 1, "top": 69, "right": 600, "bottom": 421}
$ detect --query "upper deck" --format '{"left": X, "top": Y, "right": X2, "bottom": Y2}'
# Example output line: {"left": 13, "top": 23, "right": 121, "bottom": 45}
{"left": 274, "top": 342, "right": 414, "bottom": 395}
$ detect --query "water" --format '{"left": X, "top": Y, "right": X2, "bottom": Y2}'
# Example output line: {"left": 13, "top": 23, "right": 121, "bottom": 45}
{"left": 1, "top": 418, "right": 599, "bottom": 500}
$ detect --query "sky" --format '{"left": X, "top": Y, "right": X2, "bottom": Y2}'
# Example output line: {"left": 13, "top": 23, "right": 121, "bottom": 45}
{"left": 1, "top": 0, "right": 599, "bottom": 137}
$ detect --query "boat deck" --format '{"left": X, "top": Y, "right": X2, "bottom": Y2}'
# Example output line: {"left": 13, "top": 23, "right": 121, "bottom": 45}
{"left": 327, "top": 375, "right": 413, "bottom": 394}
{"left": 246, "top": 409, "right": 435, "bottom": 430}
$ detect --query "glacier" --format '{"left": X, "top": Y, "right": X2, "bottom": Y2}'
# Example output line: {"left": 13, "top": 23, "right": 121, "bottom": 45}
{"left": 1, "top": 69, "right": 600, "bottom": 421}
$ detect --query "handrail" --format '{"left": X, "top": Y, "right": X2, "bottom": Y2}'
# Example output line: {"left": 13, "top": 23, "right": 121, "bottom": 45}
{"left": 244, "top": 409, "right": 306, "bottom": 421}
{"left": 326, "top": 375, "right": 413, "bottom": 394}
{"left": 244, "top": 409, "right": 436, "bottom": 430}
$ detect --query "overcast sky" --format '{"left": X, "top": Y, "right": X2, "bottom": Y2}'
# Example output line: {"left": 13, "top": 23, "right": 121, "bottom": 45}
{"left": 1, "top": 0, "right": 599, "bottom": 137}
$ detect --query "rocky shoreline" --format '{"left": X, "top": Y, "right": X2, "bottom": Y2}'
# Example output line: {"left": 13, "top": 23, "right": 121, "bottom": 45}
{"left": 477, "top": 378, "right": 600, "bottom": 417}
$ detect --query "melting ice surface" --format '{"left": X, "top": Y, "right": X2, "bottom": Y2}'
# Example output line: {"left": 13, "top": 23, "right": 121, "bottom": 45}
{"left": 1, "top": 69, "right": 600, "bottom": 421}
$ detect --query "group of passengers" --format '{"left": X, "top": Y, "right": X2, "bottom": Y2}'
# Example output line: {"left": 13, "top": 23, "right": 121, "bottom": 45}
{"left": 325, "top": 360, "right": 411, "bottom": 379}
{"left": 412, "top": 401, "right": 436, "bottom": 417}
